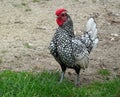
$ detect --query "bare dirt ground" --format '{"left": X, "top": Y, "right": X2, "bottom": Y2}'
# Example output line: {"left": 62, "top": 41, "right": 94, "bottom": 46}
{"left": 0, "top": 0, "right": 120, "bottom": 84}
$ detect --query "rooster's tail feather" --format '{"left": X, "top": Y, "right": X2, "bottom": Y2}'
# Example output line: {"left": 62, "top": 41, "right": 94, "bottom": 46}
{"left": 85, "top": 18, "right": 99, "bottom": 48}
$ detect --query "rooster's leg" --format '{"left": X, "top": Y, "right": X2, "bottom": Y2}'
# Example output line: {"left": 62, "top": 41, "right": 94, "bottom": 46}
{"left": 74, "top": 66, "right": 81, "bottom": 86}
{"left": 59, "top": 64, "right": 66, "bottom": 83}
{"left": 76, "top": 74, "right": 80, "bottom": 86}
{"left": 59, "top": 71, "right": 65, "bottom": 83}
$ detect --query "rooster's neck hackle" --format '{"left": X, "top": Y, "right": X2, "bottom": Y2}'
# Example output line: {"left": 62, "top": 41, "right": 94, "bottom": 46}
{"left": 59, "top": 15, "right": 75, "bottom": 38}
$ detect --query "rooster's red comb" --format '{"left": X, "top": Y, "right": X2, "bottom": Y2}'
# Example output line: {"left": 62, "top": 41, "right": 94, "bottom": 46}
{"left": 55, "top": 8, "right": 67, "bottom": 16}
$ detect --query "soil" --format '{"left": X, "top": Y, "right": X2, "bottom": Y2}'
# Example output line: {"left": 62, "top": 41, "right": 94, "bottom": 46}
{"left": 0, "top": 0, "right": 120, "bottom": 84}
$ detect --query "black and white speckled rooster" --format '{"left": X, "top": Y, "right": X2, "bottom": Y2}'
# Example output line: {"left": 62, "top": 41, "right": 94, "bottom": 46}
{"left": 49, "top": 8, "right": 99, "bottom": 85}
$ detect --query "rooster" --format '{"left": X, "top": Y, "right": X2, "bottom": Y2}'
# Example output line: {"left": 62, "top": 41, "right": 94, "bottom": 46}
{"left": 49, "top": 8, "right": 99, "bottom": 85}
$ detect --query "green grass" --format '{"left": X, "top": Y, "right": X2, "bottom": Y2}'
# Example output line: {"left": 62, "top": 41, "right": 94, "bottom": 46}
{"left": 98, "top": 69, "right": 111, "bottom": 76}
{"left": 1, "top": 50, "right": 8, "bottom": 54}
{"left": 0, "top": 70, "right": 120, "bottom": 97}
{"left": 32, "top": 0, "right": 50, "bottom": 3}
{"left": 0, "top": 58, "right": 2, "bottom": 64}
{"left": 24, "top": 43, "right": 33, "bottom": 48}
{"left": 32, "top": 0, "right": 41, "bottom": 2}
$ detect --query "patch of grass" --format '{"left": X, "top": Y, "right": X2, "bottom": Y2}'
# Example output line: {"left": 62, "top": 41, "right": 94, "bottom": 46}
{"left": 72, "top": 0, "right": 79, "bottom": 2}
{"left": 98, "top": 69, "right": 111, "bottom": 76}
{"left": 1, "top": 50, "right": 8, "bottom": 54}
{"left": 32, "top": 0, "right": 50, "bottom": 2}
{"left": 92, "top": 0, "right": 97, "bottom": 3}
{"left": 21, "top": 2, "right": 27, "bottom": 6}
{"left": 25, "top": 8, "right": 31, "bottom": 12}
{"left": 13, "top": 2, "right": 27, "bottom": 8}
{"left": 0, "top": 70, "right": 120, "bottom": 97}
{"left": 24, "top": 43, "right": 33, "bottom": 48}
{"left": 32, "top": 0, "right": 40, "bottom": 2}
{"left": 13, "top": 4, "right": 23, "bottom": 8}
{"left": 13, "top": 2, "right": 31, "bottom": 12}
{"left": 0, "top": 58, "right": 2, "bottom": 64}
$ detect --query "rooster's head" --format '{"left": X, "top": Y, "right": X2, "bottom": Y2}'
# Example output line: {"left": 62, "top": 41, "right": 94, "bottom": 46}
{"left": 55, "top": 8, "right": 68, "bottom": 26}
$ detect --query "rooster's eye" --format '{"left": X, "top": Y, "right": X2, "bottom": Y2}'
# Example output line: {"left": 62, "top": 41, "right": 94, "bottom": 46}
{"left": 61, "top": 13, "right": 67, "bottom": 17}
